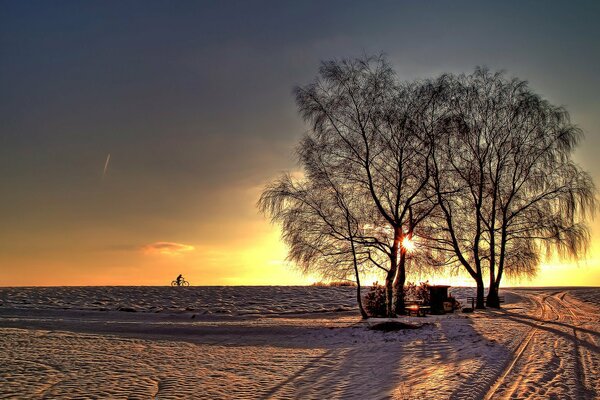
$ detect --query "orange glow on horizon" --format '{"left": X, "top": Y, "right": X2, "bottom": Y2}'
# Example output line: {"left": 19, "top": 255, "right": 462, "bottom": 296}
{"left": 1, "top": 223, "right": 599, "bottom": 287}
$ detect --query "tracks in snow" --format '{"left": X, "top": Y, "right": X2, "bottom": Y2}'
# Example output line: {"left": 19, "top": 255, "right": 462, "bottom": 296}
{"left": 483, "top": 290, "right": 598, "bottom": 400}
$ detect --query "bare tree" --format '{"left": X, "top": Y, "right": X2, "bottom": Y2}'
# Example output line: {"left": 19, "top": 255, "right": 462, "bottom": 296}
{"left": 262, "top": 58, "right": 595, "bottom": 314}
{"left": 430, "top": 68, "right": 597, "bottom": 307}
{"left": 292, "top": 56, "right": 441, "bottom": 316}
{"left": 258, "top": 146, "right": 380, "bottom": 318}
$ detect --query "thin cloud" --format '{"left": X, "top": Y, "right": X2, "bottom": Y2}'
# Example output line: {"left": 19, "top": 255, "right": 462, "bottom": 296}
{"left": 143, "top": 242, "right": 195, "bottom": 256}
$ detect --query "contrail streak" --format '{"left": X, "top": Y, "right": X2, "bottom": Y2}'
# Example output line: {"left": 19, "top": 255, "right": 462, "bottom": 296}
{"left": 103, "top": 153, "right": 111, "bottom": 179}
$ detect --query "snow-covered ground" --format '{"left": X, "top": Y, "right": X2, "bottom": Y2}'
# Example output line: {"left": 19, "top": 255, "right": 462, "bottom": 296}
{"left": 0, "top": 287, "right": 597, "bottom": 399}
{"left": 0, "top": 286, "right": 363, "bottom": 315}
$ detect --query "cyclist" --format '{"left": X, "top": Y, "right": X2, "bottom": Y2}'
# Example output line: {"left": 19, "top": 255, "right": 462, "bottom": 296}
{"left": 176, "top": 274, "right": 183, "bottom": 286}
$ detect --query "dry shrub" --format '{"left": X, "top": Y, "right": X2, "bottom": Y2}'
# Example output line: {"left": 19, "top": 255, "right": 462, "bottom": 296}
{"left": 405, "top": 281, "right": 431, "bottom": 304}
{"left": 311, "top": 281, "right": 357, "bottom": 287}
{"left": 364, "top": 282, "right": 387, "bottom": 317}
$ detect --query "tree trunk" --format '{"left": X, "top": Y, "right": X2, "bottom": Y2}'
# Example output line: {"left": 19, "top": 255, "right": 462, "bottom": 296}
{"left": 393, "top": 250, "right": 407, "bottom": 315}
{"left": 353, "top": 256, "right": 368, "bottom": 319}
{"left": 487, "top": 262, "right": 500, "bottom": 308}
{"left": 385, "top": 268, "right": 396, "bottom": 318}
{"left": 348, "top": 229, "right": 368, "bottom": 319}
{"left": 495, "top": 266, "right": 503, "bottom": 292}
{"left": 475, "top": 276, "right": 485, "bottom": 309}
{"left": 356, "top": 284, "right": 368, "bottom": 319}
{"left": 491, "top": 261, "right": 504, "bottom": 309}
{"left": 385, "top": 265, "right": 396, "bottom": 317}
{"left": 491, "top": 222, "right": 508, "bottom": 308}
{"left": 384, "top": 228, "right": 401, "bottom": 317}
{"left": 486, "top": 285, "right": 500, "bottom": 308}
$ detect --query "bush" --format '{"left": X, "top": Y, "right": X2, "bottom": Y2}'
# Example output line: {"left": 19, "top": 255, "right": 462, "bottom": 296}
{"left": 311, "top": 281, "right": 357, "bottom": 287}
{"left": 364, "top": 282, "right": 387, "bottom": 317}
{"left": 405, "top": 281, "right": 431, "bottom": 304}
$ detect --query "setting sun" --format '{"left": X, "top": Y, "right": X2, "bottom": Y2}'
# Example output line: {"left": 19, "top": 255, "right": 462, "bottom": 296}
{"left": 402, "top": 237, "right": 415, "bottom": 253}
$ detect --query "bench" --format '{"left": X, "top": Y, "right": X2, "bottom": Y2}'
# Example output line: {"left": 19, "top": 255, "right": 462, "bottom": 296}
{"left": 405, "top": 301, "right": 430, "bottom": 317}
{"left": 466, "top": 296, "right": 505, "bottom": 309}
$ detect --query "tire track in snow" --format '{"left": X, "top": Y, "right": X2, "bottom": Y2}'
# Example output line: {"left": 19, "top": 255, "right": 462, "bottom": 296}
{"left": 550, "top": 292, "right": 596, "bottom": 399}
{"left": 485, "top": 290, "right": 598, "bottom": 399}
{"left": 483, "top": 292, "right": 547, "bottom": 400}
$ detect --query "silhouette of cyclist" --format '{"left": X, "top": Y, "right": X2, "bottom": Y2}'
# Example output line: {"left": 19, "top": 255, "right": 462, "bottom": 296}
{"left": 176, "top": 274, "right": 183, "bottom": 286}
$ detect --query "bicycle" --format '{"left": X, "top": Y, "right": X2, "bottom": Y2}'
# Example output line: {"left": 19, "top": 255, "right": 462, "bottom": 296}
{"left": 171, "top": 279, "right": 190, "bottom": 287}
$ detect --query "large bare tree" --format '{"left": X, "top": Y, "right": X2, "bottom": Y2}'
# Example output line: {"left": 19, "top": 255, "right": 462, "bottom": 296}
{"left": 430, "top": 68, "right": 597, "bottom": 307}
{"left": 261, "top": 57, "right": 596, "bottom": 315}
{"left": 292, "top": 56, "right": 441, "bottom": 316}
{"left": 258, "top": 141, "right": 383, "bottom": 319}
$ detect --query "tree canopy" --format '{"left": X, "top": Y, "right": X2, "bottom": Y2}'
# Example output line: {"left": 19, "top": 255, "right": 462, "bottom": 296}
{"left": 260, "top": 56, "right": 597, "bottom": 316}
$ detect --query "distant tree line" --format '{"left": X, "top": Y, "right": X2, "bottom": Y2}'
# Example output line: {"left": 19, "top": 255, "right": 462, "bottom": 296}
{"left": 259, "top": 55, "right": 596, "bottom": 317}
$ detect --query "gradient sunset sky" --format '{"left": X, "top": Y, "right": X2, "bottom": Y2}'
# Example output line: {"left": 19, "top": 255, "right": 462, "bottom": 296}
{"left": 1, "top": 1, "right": 599, "bottom": 286}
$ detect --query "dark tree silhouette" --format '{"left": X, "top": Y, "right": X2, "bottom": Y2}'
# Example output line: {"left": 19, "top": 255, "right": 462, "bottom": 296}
{"left": 260, "top": 56, "right": 596, "bottom": 315}
{"left": 291, "top": 56, "right": 442, "bottom": 316}
{"left": 258, "top": 162, "right": 375, "bottom": 319}
{"left": 429, "top": 68, "right": 597, "bottom": 307}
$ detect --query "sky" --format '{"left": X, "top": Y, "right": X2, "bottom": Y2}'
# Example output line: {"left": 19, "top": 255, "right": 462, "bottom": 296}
{"left": 1, "top": 0, "right": 599, "bottom": 286}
